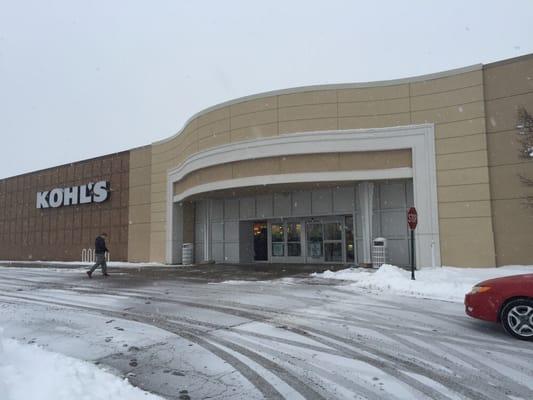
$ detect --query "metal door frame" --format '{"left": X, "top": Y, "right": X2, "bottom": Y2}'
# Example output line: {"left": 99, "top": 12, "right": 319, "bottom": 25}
{"left": 268, "top": 219, "right": 306, "bottom": 264}
{"left": 305, "top": 216, "right": 346, "bottom": 264}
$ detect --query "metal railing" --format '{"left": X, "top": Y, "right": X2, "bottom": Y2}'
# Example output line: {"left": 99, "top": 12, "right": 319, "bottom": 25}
{"left": 81, "top": 248, "right": 110, "bottom": 263}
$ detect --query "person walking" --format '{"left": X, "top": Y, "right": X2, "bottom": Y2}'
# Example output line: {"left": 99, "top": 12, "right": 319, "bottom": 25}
{"left": 87, "top": 233, "right": 109, "bottom": 278}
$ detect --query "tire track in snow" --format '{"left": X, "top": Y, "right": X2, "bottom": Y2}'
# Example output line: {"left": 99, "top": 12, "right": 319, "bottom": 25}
{"left": 383, "top": 332, "right": 533, "bottom": 399}
{"left": 218, "top": 330, "right": 400, "bottom": 400}
{"left": 0, "top": 291, "right": 470, "bottom": 400}
{"left": 2, "top": 272, "right": 532, "bottom": 399}
{"left": 81, "top": 286, "right": 530, "bottom": 399}
{"left": 0, "top": 292, "right": 324, "bottom": 400}
{"left": 276, "top": 325, "right": 486, "bottom": 400}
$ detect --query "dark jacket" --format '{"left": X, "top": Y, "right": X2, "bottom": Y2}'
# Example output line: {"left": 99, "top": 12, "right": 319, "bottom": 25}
{"left": 95, "top": 236, "right": 109, "bottom": 254}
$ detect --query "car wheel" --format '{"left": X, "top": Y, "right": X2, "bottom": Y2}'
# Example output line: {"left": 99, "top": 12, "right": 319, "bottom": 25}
{"left": 501, "top": 299, "right": 533, "bottom": 341}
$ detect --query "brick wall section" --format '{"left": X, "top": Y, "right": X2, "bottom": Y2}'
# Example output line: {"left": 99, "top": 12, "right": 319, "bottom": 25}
{"left": 0, "top": 151, "right": 130, "bottom": 261}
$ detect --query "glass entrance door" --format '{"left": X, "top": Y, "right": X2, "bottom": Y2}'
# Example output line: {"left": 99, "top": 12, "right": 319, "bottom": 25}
{"left": 323, "top": 222, "right": 343, "bottom": 262}
{"left": 345, "top": 216, "right": 355, "bottom": 263}
{"left": 269, "top": 220, "right": 305, "bottom": 263}
{"left": 306, "top": 222, "right": 323, "bottom": 261}
{"left": 271, "top": 222, "right": 285, "bottom": 257}
{"left": 266, "top": 217, "right": 352, "bottom": 264}
{"left": 305, "top": 218, "right": 346, "bottom": 263}
{"left": 287, "top": 222, "right": 302, "bottom": 257}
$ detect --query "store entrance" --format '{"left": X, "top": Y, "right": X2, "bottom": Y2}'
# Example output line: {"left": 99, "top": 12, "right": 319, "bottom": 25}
{"left": 271, "top": 221, "right": 304, "bottom": 262}
{"left": 306, "top": 219, "right": 343, "bottom": 263}
{"left": 268, "top": 216, "right": 353, "bottom": 264}
{"left": 253, "top": 221, "right": 268, "bottom": 261}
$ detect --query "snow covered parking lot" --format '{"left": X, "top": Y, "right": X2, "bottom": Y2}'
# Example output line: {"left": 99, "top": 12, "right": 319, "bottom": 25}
{"left": 0, "top": 263, "right": 532, "bottom": 400}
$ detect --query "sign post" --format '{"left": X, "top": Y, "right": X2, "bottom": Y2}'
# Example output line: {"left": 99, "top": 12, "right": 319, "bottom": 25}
{"left": 407, "top": 207, "right": 418, "bottom": 280}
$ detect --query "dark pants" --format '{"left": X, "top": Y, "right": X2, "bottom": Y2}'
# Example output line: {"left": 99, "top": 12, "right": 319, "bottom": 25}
{"left": 89, "top": 253, "right": 107, "bottom": 274}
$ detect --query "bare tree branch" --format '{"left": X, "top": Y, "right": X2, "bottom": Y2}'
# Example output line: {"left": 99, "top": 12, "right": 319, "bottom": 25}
{"left": 516, "top": 107, "right": 533, "bottom": 207}
{"left": 519, "top": 174, "right": 533, "bottom": 186}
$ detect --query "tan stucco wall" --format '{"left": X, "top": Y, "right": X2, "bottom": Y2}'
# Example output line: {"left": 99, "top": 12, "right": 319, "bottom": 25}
{"left": 411, "top": 71, "right": 496, "bottom": 267}
{"left": 173, "top": 150, "right": 412, "bottom": 197}
{"left": 148, "top": 66, "right": 497, "bottom": 266}
{"left": 484, "top": 55, "right": 533, "bottom": 266}
{"left": 128, "top": 146, "right": 152, "bottom": 262}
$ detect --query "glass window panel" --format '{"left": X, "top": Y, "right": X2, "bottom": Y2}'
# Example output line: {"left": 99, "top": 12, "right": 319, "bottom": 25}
{"left": 271, "top": 223, "right": 284, "bottom": 242}
{"left": 307, "top": 223, "right": 322, "bottom": 241}
{"left": 307, "top": 241, "right": 322, "bottom": 258}
{"left": 324, "top": 222, "right": 342, "bottom": 241}
{"left": 325, "top": 242, "right": 342, "bottom": 262}
{"left": 345, "top": 217, "right": 354, "bottom": 262}
{"left": 307, "top": 223, "right": 323, "bottom": 258}
{"left": 287, "top": 223, "right": 301, "bottom": 242}
{"left": 288, "top": 243, "right": 301, "bottom": 256}
{"left": 272, "top": 242, "right": 284, "bottom": 257}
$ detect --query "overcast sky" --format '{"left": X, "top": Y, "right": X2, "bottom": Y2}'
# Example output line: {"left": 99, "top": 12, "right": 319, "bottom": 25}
{"left": 1, "top": 0, "right": 533, "bottom": 179}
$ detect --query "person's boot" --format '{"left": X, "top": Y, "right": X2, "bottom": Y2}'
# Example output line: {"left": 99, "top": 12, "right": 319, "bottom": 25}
{"left": 103, "top": 273, "right": 109, "bottom": 277}
{"left": 86, "top": 271, "right": 92, "bottom": 278}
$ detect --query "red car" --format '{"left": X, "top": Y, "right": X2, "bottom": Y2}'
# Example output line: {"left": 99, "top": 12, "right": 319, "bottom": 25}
{"left": 465, "top": 274, "right": 533, "bottom": 341}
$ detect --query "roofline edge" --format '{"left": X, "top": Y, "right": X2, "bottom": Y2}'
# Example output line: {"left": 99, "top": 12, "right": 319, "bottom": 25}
{"left": 153, "top": 63, "right": 483, "bottom": 146}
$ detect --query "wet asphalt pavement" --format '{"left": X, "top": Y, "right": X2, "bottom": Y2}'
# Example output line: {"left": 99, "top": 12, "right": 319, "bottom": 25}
{"left": 2, "top": 262, "right": 348, "bottom": 283}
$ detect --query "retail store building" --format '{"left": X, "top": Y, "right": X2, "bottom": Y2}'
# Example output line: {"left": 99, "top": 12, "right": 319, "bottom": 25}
{"left": 1, "top": 54, "right": 532, "bottom": 267}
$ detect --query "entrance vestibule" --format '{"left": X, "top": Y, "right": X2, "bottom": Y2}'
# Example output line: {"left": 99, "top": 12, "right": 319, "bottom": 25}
{"left": 260, "top": 216, "right": 355, "bottom": 264}
{"left": 181, "top": 179, "right": 416, "bottom": 267}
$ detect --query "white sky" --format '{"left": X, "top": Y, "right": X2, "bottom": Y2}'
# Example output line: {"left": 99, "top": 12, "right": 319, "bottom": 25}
{"left": 1, "top": 0, "right": 533, "bottom": 179}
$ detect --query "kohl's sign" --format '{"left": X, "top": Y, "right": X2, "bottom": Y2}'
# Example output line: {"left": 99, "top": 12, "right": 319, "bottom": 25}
{"left": 36, "top": 181, "right": 110, "bottom": 209}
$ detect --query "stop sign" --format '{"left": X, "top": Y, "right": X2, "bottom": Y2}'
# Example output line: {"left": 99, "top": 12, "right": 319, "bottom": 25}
{"left": 407, "top": 207, "right": 418, "bottom": 230}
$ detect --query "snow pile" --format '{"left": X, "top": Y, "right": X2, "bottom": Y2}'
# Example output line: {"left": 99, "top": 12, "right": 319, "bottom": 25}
{"left": 0, "top": 328, "right": 163, "bottom": 400}
{"left": 313, "top": 264, "right": 533, "bottom": 302}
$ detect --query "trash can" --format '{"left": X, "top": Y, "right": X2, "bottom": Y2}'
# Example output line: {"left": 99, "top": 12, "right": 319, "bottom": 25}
{"left": 182, "top": 243, "right": 194, "bottom": 265}
{"left": 372, "top": 237, "right": 387, "bottom": 269}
